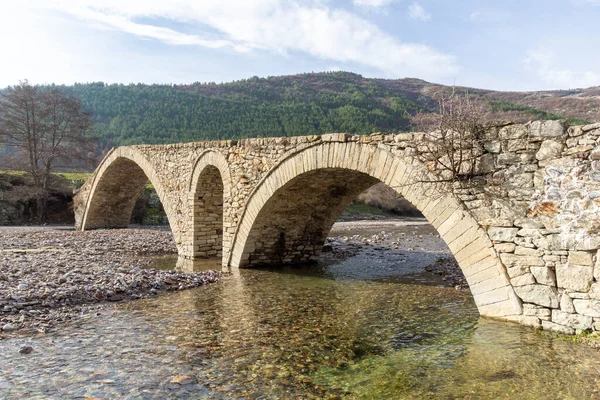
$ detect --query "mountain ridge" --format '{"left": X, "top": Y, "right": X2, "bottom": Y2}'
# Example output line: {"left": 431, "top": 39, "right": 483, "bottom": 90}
{"left": 30, "top": 71, "right": 600, "bottom": 149}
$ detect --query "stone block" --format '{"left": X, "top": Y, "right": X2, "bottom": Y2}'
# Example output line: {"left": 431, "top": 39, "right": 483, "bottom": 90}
{"left": 535, "top": 140, "right": 564, "bottom": 161}
{"left": 573, "top": 299, "right": 600, "bottom": 317}
{"left": 560, "top": 293, "right": 576, "bottom": 313}
{"left": 499, "top": 125, "right": 527, "bottom": 140}
{"left": 494, "top": 243, "right": 516, "bottom": 253}
{"left": 529, "top": 120, "right": 565, "bottom": 139}
{"left": 594, "top": 251, "right": 600, "bottom": 281}
{"left": 511, "top": 273, "right": 536, "bottom": 287}
{"left": 516, "top": 229, "right": 543, "bottom": 238}
{"left": 590, "top": 146, "right": 600, "bottom": 160}
{"left": 484, "top": 140, "right": 501, "bottom": 153}
{"left": 575, "top": 237, "right": 600, "bottom": 251}
{"left": 394, "top": 133, "right": 413, "bottom": 142}
{"left": 582, "top": 122, "right": 600, "bottom": 132}
{"left": 500, "top": 253, "right": 545, "bottom": 268}
{"left": 568, "top": 251, "right": 593, "bottom": 266}
{"left": 497, "top": 152, "right": 520, "bottom": 165}
{"left": 488, "top": 227, "right": 518, "bottom": 242}
{"left": 563, "top": 145, "right": 594, "bottom": 156}
{"left": 513, "top": 284, "right": 560, "bottom": 308}
{"left": 530, "top": 266, "right": 556, "bottom": 286}
{"left": 523, "top": 304, "right": 551, "bottom": 319}
{"left": 514, "top": 218, "right": 545, "bottom": 229}
{"left": 568, "top": 292, "right": 590, "bottom": 299}
{"left": 556, "top": 264, "right": 593, "bottom": 292}
{"left": 551, "top": 310, "right": 593, "bottom": 330}
{"left": 514, "top": 246, "right": 543, "bottom": 257}
{"left": 541, "top": 320, "right": 575, "bottom": 335}
{"left": 506, "top": 265, "right": 528, "bottom": 278}
{"left": 589, "top": 282, "right": 600, "bottom": 300}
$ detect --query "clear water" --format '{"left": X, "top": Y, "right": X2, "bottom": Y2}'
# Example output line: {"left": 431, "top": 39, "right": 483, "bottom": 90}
{"left": 2, "top": 249, "right": 600, "bottom": 399}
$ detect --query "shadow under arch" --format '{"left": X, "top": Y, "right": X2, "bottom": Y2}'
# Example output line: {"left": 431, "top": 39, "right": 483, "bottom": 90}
{"left": 79, "top": 147, "right": 176, "bottom": 234}
{"left": 228, "top": 141, "right": 522, "bottom": 318}
{"left": 189, "top": 150, "right": 233, "bottom": 264}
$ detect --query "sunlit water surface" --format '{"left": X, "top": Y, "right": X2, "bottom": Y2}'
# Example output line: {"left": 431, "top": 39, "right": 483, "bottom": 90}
{"left": 2, "top": 246, "right": 600, "bottom": 399}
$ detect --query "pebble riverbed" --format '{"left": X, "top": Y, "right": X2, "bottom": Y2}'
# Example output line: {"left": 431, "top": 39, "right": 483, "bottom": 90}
{"left": 0, "top": 227, "right": 221, "bottom": 337}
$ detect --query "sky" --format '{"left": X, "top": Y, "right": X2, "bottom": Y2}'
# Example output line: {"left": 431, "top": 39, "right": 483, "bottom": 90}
{"left": 1, "top": 0, "right": 599, "bottom": 91}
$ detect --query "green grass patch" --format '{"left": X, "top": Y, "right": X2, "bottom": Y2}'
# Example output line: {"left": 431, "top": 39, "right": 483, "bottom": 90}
{"left": 344, "top": 202, "right": 387, "bottom": 216}
{"left": 487, "top": 99, "right": 589, "bottom": 125}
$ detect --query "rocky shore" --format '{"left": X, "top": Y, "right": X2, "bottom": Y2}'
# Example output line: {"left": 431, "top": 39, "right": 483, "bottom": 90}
{"left": 0, "top": 227, "right": 221, "bottom": 337}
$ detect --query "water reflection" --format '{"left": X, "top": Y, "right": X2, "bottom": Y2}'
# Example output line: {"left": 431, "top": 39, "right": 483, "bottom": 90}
{"left": 175, "top": 257, "right": 226, "bottom": 272}
{"left": 2, "top": 253, "right": 600, "bottom": 399}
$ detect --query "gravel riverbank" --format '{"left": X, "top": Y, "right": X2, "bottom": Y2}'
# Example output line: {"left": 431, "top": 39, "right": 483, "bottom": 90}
{"left": 326, "top": 219, "right": 466, "bottom": 288}
{"left": 0, "top": 227, "right": 221, "bottom": 337}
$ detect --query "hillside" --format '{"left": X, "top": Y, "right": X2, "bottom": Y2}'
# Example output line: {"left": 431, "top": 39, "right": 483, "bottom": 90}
{"left": 40, "top": 72, "right": 600, "bottom": 149}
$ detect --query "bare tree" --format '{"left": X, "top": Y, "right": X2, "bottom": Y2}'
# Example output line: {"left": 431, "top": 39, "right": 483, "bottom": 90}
{"left": 411, "top": 93, "right": 489, "bottom": 185}
{"left": 0, "top": 81, "right": 96, "bottom": 223}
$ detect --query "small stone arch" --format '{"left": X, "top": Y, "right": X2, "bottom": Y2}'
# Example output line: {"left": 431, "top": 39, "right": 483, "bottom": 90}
{"left": 188, "top": 151, "right": 233, "bottom": 264}
{"left": 78, "top": 147, "right": 176, "bottom": 234}
{"left": 228, "top": 141, "right": 522, "bottom": 319}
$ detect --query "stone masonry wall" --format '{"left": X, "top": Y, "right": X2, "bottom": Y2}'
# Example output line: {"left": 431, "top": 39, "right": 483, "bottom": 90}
{"left": 460, "top": 121, "right": 600, "bottom": 334}
{"left": 74, "top": 121, "right": 600, "bottom": 334}
{"left": 193, "top": 166, "right": 224, "bottom": 258}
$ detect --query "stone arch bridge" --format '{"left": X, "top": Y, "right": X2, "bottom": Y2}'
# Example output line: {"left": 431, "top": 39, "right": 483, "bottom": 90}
{"left": 75, "top": 121, "right": 600, "bottom": 333}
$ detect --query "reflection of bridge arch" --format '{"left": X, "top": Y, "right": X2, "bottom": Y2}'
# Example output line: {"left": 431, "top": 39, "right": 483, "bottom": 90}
{"left": 228, "top": 142, "right": 521, "bottom": 318}
{"left": 77, "top": 147, "right": 176, "bottom": 234}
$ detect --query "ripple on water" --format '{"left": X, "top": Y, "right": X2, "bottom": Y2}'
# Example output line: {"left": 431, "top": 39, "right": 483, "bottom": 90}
{"left": 1, "top": 256, "right": 600, "bottom": 399}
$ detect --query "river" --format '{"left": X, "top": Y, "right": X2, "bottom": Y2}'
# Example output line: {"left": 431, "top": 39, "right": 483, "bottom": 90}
{"left": 1, "top": 223, "right": 600, "bottom": 399}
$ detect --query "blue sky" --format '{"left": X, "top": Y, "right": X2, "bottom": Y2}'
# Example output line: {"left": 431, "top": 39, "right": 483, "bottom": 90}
{"left": 1, "top": 0, "right": 599, "bottom": 90}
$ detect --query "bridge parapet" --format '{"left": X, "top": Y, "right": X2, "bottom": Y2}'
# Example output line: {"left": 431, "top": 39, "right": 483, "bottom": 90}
{"left": 73, "top": 121, "right": 600, "bottom": 334}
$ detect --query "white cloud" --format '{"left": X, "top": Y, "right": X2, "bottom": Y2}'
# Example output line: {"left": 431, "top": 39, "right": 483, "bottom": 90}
{"left": 524, "top": 48, "right": 600, "bottom": 88}
{"left": 408, "top": 3, "right": 430, "bottom": 21}
{"left": 353, "top": 0, "right": 394, "bottom": 8}
{"left": 19, "top": 0, "right": 458, "bottom": 81}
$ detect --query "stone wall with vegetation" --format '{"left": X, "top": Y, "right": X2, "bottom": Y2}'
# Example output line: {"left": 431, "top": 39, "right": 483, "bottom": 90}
{"left": 74, "top": 121, "right": 600, "bottom": 334}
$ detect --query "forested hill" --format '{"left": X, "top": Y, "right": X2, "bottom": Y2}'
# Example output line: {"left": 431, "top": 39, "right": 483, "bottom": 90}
{"left": 57, "top": 71, "right": 600, "bottom": 149}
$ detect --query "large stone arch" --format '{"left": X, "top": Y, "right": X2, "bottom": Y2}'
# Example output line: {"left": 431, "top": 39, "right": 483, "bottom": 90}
{"left": 228, "top": 141, "right": 522, "bottom": 318}
{"left": 188, "top": 151, "right": 233, "bottom": 264}
{"left": 78, "top": 147, "right": 176, "bottom": 234}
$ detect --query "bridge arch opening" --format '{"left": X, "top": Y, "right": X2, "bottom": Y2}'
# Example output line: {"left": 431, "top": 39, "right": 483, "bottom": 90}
{"left": 229, "top": 142, "right": 521, "bottom": 318}
{"left": 236, "top": 168, "right": 379, "bottom": 265}
{"left": 80, "top": 154, "right": 172, "bottom": 231}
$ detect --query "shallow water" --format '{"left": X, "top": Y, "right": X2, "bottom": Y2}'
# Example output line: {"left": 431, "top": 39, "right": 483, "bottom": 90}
{"left": 2, "top": 242, "right": 600, "bottom": 399}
